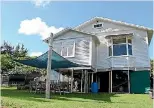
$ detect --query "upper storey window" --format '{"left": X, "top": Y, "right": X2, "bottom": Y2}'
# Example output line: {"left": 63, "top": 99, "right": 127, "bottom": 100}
{"left": 108, "top": 36, "right": 132, "bottom": 56}
{"left": 62, "top": 41, "right": 75, "bottom": 57}
{"left": 53, "top": 40, "right": 75, "bottom": 58}
{"left": 113, "top": 38, "right": 126, "bottom": 44}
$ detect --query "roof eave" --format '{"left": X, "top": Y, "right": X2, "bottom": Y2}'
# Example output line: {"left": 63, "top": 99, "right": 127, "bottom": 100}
{"left": 147, "top": 30, "right": 153, "bottom": 45}
{"left": 43, "top": 28, "right": 100, "bottom": 44}
{"left": 43, "top": 28, "right": 71, "bottom": 43}
{"left": 75, "top": 17, "right": 153, "bottom": 32}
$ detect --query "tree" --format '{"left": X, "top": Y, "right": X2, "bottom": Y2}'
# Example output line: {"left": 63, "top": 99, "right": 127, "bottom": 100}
{"left": 19, "top": 44, "right": 28, "bottom": 57}
{"left": 0, "top": 41, "right": 14, "bottom": 55}
{"left": 1, "top": 41, "right": 15, "bottom": 73}
{"left": 1, "top": 40, "right": 46, "bottom": 74}
{"left": 1, "top": 54, "right": 15, "bottom": 72}
{"left": 13, "top": 44, "right": 20, "bottom": 58}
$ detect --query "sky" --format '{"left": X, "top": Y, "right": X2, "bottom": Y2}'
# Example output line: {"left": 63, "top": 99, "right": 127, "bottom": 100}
{"left": 1, "top": 1, "right": 153, "bottom": 58}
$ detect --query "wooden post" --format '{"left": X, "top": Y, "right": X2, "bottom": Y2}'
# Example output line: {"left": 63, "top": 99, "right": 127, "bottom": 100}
{"left": 128, "top": 57, "right": 130, "bottom": 93}
{"left": 109, "top": 71, "right": 111, "bottom": 93}
{"left": 128, "top": 70, "right": 130, "bottom": 93}
{"left": 71, "top": 69, "right": 74, "bottom": 93}
{"left": 87, "top": 71, "right": 89, "bottom": 93}
{"left": 84, "top": 70, "right": 86, "bottom": 93}
{"left": 84, "top": 70, "right": 88, "bottom": 93}
{"left": 46, "top": 33, "right": 53, "bottom": 99}
{"left": 91, "top": 73, "right": 93, "bottom": 83}
{"left": 81, "top": 70, "right": 83, "bottom": 93}
{"left": 59, "top": 71, "right": 61, "bottom": 82}
{"left": 111, "top": 70, "right": 112, "bottom": 93}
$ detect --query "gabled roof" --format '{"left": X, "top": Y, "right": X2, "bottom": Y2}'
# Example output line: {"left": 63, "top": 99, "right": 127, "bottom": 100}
{"left": 44, "top": 17, "right": 153, "bottom": 44}
{"left": 75, "top": 17, "right": 153, "bottom": 31}
{"left": 74, "top": 17, "right": 153, "bottom": 44}
{"left": 44, "top": 28, "right": 100, "bottom": 44}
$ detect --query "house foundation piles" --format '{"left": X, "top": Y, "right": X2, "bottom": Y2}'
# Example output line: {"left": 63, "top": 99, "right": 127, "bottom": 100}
{"left": 71, "top": 69, "right": 74, "bottom": 93}
{"left": 84, "top": 70, "right": 88, "bottom": 93}
{"left": 91, "top": 73, "right": 93, "bottom": 83}
{"left": 80, "top": 70, "right": 83, "bottom": 93}
{"left": 128, "top": 70, "right": 130, "bottom": 93}
{"left": 109, "top": 71, "right": 111, "bottom": 93}
{"left": 69, "top": 69, "right": 90, "bottom": 93}
{"left": 110, "top": 71, "right": 112, "bottom": 93}
{"left": 62, "top": 69, "right": 131, "bottom": 94}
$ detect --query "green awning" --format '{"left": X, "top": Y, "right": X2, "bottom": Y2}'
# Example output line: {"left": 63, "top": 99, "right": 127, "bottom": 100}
{"left": 14, "top": 51, "right": 81, "bottom": 69}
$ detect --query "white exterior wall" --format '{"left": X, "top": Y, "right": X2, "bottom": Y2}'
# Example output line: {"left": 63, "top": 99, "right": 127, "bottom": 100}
{"left": 76, "top": 20, "right": 150, "bottom": 70}
{"left": 132, "top": 29, "right": 150, "bottom": 68}
{"left": 96, "top": 38, "right": 110, "bottom": 69}
{"left": 53, "top": 31, "right": 93, "bottom": 65}
{"left": 91, "top": 38, "right": 97, "bottom": 68}
{"left": 77, "top": 21, "right": 132, "bottom": 33}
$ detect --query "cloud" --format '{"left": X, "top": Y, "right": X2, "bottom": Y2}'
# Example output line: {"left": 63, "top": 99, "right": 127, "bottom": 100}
{"left": 32, "top": 0, "right": 52, "bottom": 7}
{"left": 18, "top": 17, "right": 63, "bottom": 39}
{"left": 30, "top": 52, "right": 43, "bottom": 57}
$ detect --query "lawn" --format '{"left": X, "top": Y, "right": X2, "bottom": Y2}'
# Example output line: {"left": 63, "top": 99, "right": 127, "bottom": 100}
{"left": 1, "top": 87, "right": 153, "bottom": 108}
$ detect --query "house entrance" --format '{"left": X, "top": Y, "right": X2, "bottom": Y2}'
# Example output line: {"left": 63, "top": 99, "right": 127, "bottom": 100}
{"left": 98, "top": 72, "right": 109, "bottom": 92}
{"left": 112, "top": 70, "right": 129, "bottom": 93}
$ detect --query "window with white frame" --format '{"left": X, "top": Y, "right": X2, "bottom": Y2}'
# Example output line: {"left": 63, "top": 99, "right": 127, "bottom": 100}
{"left": 62, "top": 47, "right": 67, "bottom": 56}
{"left": 53, "top": 40, "right": 75, "bottom": 57}
{"left": 127, "top": 37, "right": 132, "bottom": 55}
{"left": 108, "top": 36, "right": 132, "bottom": 56}
{"left": 61, "top": 41, "right": 75, "bottom": 57}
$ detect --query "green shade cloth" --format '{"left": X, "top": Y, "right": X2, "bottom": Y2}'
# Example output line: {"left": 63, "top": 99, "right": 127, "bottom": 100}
{"left": 14, "top": 51, "right": 81, "bottom": 69}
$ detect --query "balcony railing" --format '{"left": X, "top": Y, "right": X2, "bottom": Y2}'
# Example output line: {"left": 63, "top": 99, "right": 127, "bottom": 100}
{"left": 107, "top": 56, "right": 135, "bottom": 68}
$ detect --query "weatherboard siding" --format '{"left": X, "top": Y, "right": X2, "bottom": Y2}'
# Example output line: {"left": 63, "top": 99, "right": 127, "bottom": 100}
{"left": 69, "top": 37, "right": 90, "bottom": 65}
{"left": 132, "top": 29, "right": 150, "bottom": 69}
{"left": 76, "top": 20, "right": 133, "bottom": 34}
{"left": 51, "top": 20, "right": 150, "bottom": 70}
{"left": 96, "top": 40, "right": 110, "bottom": 69}
{"left": 53, "top": 31, "right": 92, "bottom": 65}
{"left": 76, "top": 20, "right": 150, "bottom": 70}
{"left": 91, "top": 39, "right": 97, "bottom": 68}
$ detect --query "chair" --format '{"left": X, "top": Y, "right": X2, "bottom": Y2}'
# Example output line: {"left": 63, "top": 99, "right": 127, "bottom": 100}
{"left": 29, "top": 81, "right": 37, "bottom": 93}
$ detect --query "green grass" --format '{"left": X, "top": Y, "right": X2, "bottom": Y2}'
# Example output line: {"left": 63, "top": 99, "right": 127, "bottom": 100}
{"left": 1, "top": 87, "right": 153, "bottom": 108}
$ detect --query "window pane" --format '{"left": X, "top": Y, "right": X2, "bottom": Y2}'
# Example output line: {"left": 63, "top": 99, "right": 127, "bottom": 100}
{"left": 68, "top": 46, "right": 74, "bottom": 56}
{"left": 109, "top": 46, "right": 112, "bottom": 56}
{"left": 94, "top": 24, "right": 102, "bottom": 28}
{"left": 113, "top": 38, "right": 126, "bottom": 44}
{"left": 128, "top": 44, "right": 132, "bottom": 55}
{"left": 113, "top": 44, "right": 127, "bottom": 56}
{"left": 62, "top": 47, "right": 67, "bottom": 56}
{"left": 62, "top": 41, "right": 75, "bottom": 57}
{"left": 128, "top": 38, "right": 132, "bottom": 44}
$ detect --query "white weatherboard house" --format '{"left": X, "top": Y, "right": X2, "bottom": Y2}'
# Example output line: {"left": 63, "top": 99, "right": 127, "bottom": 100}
{"left": 44, "top": 17, "right": 153, "bottom": 94}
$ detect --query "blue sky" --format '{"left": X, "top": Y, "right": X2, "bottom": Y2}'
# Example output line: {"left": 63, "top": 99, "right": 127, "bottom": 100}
{"left": 1, "top": 1, "right": 153, "bottom": 58}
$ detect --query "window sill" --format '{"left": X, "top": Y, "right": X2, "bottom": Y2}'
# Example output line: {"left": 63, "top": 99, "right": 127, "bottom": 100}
{"left": 63, "top": 55, "right": 75, "bottom": 58}
{"left": 107, "top": 55, "right": 134, "bottom": 59}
